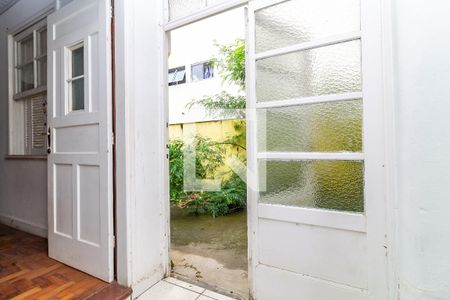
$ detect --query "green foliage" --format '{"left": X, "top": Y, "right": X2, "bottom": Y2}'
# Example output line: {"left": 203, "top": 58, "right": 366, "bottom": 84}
{"left": 185, "top": 91, "right": 246, "bottom": 119}
{"left": 213, "top": 38, "right": 246, "bottom": 89}
{"left": 169, "top": 137, "right": 247, "bottom": 218}
{"left": 172, "top": 39, "right": 248, "bottom": 217}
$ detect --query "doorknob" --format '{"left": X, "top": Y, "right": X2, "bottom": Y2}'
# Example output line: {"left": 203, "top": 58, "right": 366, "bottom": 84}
{"left": 47, "top": 127, "right": 51, "bottom": 154}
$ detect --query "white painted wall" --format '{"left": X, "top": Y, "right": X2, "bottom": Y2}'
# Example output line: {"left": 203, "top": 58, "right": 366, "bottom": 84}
{"left": 0, "top": 0, "right": 53, "bottom": 237}
{"left": 168, "top": 8, "right": 244, "bottom": 124}
{"left": 392, "top": 0, "right": 450, "bottom": 299}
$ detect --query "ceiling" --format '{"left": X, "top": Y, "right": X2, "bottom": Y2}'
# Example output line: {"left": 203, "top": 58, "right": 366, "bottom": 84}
{"left": 0, "top": 0, "right": 19, "bottom": 15}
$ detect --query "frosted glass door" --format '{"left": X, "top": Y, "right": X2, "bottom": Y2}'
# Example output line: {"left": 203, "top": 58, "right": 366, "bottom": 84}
{"left": 247, "top": 0, "right": 388, "bottom": 299}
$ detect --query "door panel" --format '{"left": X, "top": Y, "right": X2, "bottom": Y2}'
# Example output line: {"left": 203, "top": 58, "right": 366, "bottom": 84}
{"left": 47, "top": 0, "right": 113, "bottom": 282}
{"left": 247, "top": 0, "right": 387, "bottom": 298}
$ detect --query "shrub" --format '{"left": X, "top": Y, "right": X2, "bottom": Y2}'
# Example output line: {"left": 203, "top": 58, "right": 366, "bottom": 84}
{"left": 169, "top": 137, "right": 246, "bottom": 217}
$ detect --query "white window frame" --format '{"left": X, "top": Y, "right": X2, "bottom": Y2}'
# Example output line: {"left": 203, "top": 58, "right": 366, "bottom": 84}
{"left": 8, "top": 18, "right": 48, "bottom": 157}
{"left": 12, "top": 19, "right": 48, "bottom": 100}
{"left": 66, "top": 42, "right": 86, "bottom": 112}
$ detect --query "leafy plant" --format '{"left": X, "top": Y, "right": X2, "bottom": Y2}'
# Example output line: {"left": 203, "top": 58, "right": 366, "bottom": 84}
{"left": 213, "top": 38, "right": 246, "bottom": 89}
{"left": 171, "top": 38, "right": 248, "bottom": 217}
{"left": 169, "top": 137, "right": 246, "bottom": 217}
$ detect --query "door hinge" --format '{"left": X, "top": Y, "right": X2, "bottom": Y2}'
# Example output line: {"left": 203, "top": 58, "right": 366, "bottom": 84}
{"left": 112, "top": 235, "right": 116, "bottom": 248}
{"left": 112, "top": 132, "right": 115, "bottom": 145}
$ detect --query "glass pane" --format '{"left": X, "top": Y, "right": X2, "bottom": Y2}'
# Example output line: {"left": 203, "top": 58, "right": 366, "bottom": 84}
{"left": 37, "top": 29, "right": 47, "bottom": 56}
{"left": 206, "top": 0, "right": 229, "bottom": 6}
{"left": 256, "top": 40, "right": 361, "bottom": 102}
{"left": 19, "top": 63, "right": 34, "bottom": 92}
{"left": 191, "top": 63, "right": 204, "bottom": 81}
{"left": 72, "top": 46, "right": 84, "bottom": 77}
{"left": 168, "top": 0, "right": 230, "bottom": 20}
{"left": 259, "top": 100, "right": 362, "bottom": 152}
{"left": 256, "top": 0, "right": 360, "bottom": 53}
{"left": 37, "top": 57, "right": 47, "bottom": 87}
{"left": 168, "top": 72, "right": 175, "bottom": 83}
{"left": 18, "top": 35, "right": 34, "bottom": 65}
{"left": 260, "top": 160, "right": 364, "bottom": 212}
{"left": 71, "top": 78, "right": 84, "bottom": 111}
{"left": 169, "top": 0, "right": 203, "bottom": 20}
{"left": 174, "top": 70, "right": 186, "bottom": 82}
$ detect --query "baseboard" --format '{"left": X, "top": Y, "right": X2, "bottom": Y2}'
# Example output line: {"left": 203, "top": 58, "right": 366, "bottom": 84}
{"left": 0, "top": 213, "right": 47, "bottom": 238}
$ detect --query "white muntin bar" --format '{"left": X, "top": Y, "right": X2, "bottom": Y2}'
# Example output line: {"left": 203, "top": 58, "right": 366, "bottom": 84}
{"left": 257, "top": 152, "right": 364, "bottom": 161}
{"left": 255, "top": 31, "right": 361, "bottom": 61}
{"left": 256, "top": 92, "right": 363, "bottom": 109}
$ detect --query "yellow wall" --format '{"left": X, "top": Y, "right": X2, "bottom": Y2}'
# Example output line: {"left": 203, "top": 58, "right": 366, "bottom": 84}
{"left": 169, "top": 119, "right": 246, "bottom": 178}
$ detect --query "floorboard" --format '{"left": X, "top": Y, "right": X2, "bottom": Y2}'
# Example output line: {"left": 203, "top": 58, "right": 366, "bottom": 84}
{"left": 0, "top": 224, "right": 131, "bottom": 299}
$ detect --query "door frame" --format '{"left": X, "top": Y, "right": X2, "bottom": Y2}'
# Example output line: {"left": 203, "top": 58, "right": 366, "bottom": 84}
{"left": 112, "top": 0, "right": 398, "bottom": 298}
{"left": 161, "top": 0, "right": 251, "bottom": 293}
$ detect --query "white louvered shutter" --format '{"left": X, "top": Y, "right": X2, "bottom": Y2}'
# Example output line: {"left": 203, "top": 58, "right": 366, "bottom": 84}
{"left": 24, "top": 94, "right": 47, "bottom": 155}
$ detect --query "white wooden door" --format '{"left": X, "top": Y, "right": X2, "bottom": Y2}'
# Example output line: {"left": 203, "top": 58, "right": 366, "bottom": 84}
{"left": 47, "top": 0, "right": 114, "bottom": 282}
{"left": 246, "top": 0, "right": 388, "bottom": 299}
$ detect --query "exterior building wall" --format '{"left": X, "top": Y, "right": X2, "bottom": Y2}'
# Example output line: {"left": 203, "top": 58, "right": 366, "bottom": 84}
{"left": 0, "top": 0, "right": 53, "bottom": 237}
{"left": 168, "top": 7, "right": 244, "bottom": 125}
{"left": 169, "top": 119, "right": 246, "bottom": 177}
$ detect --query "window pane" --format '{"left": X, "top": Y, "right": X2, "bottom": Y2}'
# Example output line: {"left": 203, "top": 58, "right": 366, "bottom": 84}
{"left": 203, "top": 63, "right": 214, "bottom": 79}
{"left": 37, "top": 57, "right": 47, "bottom": 87}
{"left": 256, "top": 0, "right": 360, "bottom": 53}
{"left": 174, "top": 70, "right": 186, "bottom": 82}
{"left": 37, "top": 29, "right": 47, "bottom": 57}
{"left": 191, "top": 63, "right": 204, "bottom": 81}
{"left": 168, "top": 67, "right": 186, "bottom": 85}
{"left": 256, "top": 40, "right": 361, "bottom": 102}
{"left": 259, "top": 100, "right": 362, "bottom": 152}
{"left": 205, "top": 0, "right": 229, "bottom": 6}
{"left": 260, "top": 160, "right": 364, "bottom": 212}
{"left": 71, "top": 78, "right": 84, "bottom": 111}
{"left": 72, "top": 46, "right": 84, "bottom": 77}
{"left": 168, "top": 0, "right": 230, "bottom": 20}
{"left": 18, "top": 35, "right": 34, "bottom": 65}
{"left": 168, "top": 71, "right": 176, "bottom": 83}
{"left": 19, "top": 63, "right": 34, "bottom": 92}
{"left": 192, "top": 62, "right": 214, "bottom": 81}
{"left": 169, "top": 0, "right": 203, "bottom": 20}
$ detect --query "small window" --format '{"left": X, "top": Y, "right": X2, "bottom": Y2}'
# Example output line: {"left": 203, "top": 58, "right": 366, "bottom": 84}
{"left": 68, "top": 45, "right": 85, "bottom": 111}
{"left": 168, "top": 66, "right": 186, "bottom": 86}
{"left": 191, "top": 61, "right": 214, "bottom": 82}
{"left": 10, "top": 19, "right": 48, "bottom": 156}
{"left": 14, "top": 27, "right": 47, "bottom": 94}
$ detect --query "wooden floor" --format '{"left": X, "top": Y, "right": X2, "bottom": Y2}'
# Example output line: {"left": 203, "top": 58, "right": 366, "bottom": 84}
{"left": 0, "top": 224, "right": 130, "bottom": 299}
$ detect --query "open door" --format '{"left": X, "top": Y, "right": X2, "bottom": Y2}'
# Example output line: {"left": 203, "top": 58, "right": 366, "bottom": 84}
{"left": 246, "top": 0, "right": 388, "bottom": 299}
{"left": 47, "top": 0, "right": 114, "bottom": 282}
